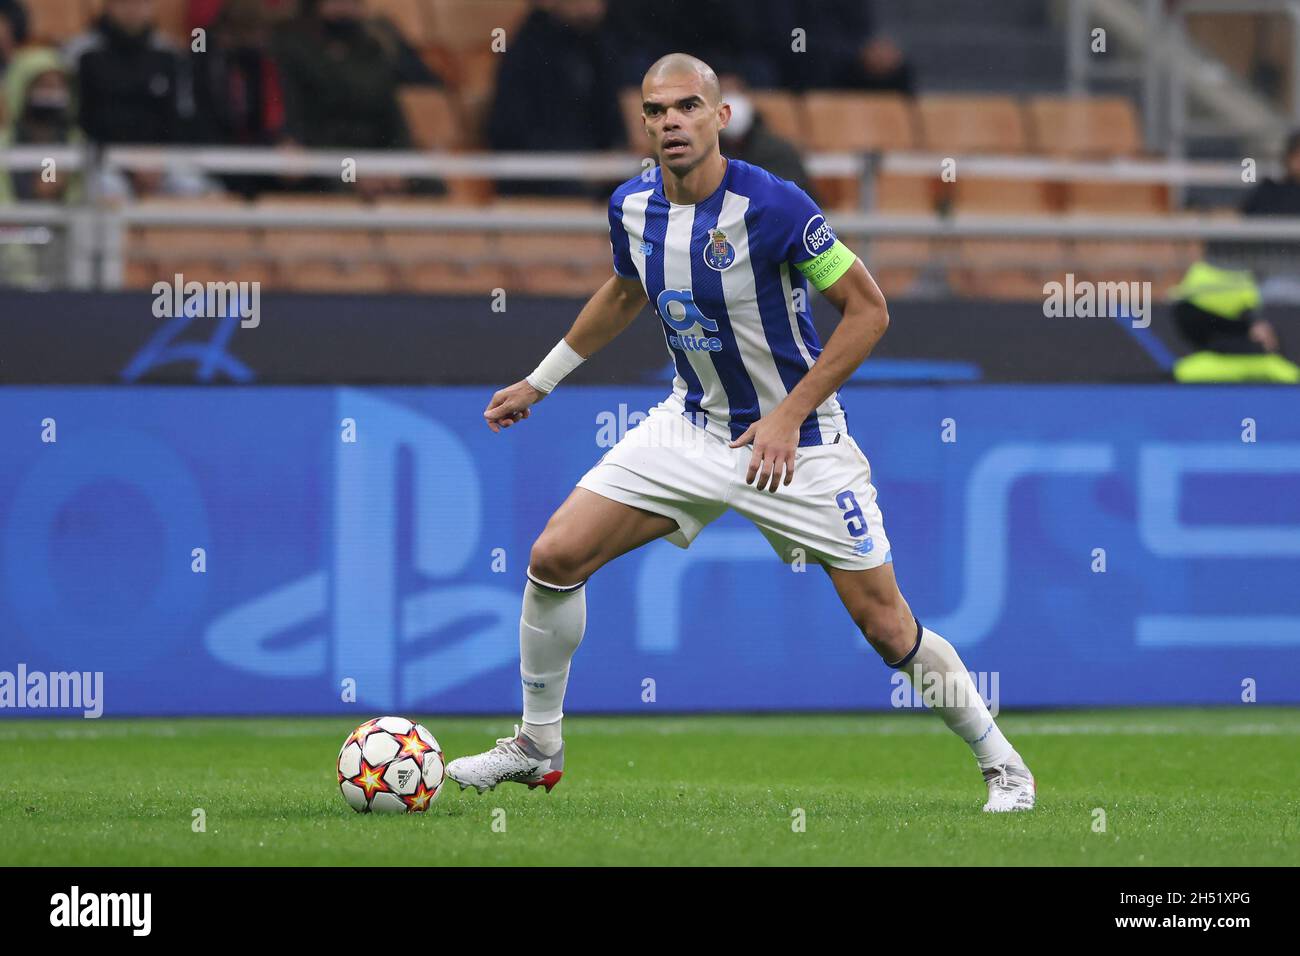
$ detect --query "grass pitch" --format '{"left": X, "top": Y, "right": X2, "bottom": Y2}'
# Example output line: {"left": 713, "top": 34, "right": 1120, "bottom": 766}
{"left": 2, "top": 708, "right": 1297, "bottom": 866}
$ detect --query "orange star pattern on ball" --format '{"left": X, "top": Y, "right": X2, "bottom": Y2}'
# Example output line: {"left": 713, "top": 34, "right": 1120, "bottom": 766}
{"left": 402, "top": 781, "right": 438, "bottom": 812}
{"left": 393, "top": 728, "right": 431, "bottom": 761}
{"left": 351, "top": 759, "right": 390, "bottom": 800}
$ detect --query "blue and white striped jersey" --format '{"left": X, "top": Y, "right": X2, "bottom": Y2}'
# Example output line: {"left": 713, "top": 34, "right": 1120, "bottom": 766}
{"left": 608, "top": 158, "right": 856, "bottom": 448}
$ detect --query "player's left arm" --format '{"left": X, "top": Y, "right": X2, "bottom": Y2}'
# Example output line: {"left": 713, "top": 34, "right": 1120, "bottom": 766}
{"left": 780, "top": 255, "right": 889, "bottom": 425}
{"left": 730, "top": 249, "right": 889, "bottom": 492}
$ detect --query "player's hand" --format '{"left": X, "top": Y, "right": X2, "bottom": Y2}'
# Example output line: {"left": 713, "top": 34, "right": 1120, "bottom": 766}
{"left": 484, "top": 380, "right": 544, "bottom": 433}
{"left": 729, "top": 412, "right": 801, "bottom": 493}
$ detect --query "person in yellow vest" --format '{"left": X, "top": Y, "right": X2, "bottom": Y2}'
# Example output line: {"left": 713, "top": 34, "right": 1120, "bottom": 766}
{"left": 1169, "top": 262, "right": 1300, "bottom": 383}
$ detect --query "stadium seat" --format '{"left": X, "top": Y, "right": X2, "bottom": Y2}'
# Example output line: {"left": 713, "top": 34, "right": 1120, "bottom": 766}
{"left": 803, "top": 92, "right": 916, "bottom": 151}
{"left": 500, "top": 234, "right": 612, "bottom": 295}
{"left": 947, "top": 238, "right": 1067, "bottom": 301}
{"left": 863, "top": 238, "right": 934, "bottom": 298}
{"left": 129, "top": 226, "right": 260, "bottom": 257}
{"left": 1069, "top": 239, "right": 1202, "bottom": 290}
{"left": 429, "top": 0, "right": 529, "bottom": 52}
{"left": 1063, "top": 181, "right": 1168, "bottom": 216}
{"left": 26, "top": 0, "right": 90, "bottom": 44}
{"left": 1027, "top": 96, "right": 1143, "bottom": 157}
{"left": 368, "top": 0, "right": 432, "bottom": 46}
{"left": 383, "top": 230, "right": 511, "bottom": 295}
{"left": 951, "top": 177, "right": 1057, "bottom": 215}
{"left": 749, "top": 90, "right": 804, "bottom": 143}
{"left": 260, "top": 227, "right": 379, "bottom": 257}
{"left": 153, "top": 0, "right": 189, "bottom": 46}
{"left": 400, "top": 87, "right": 465, "bottom": 151}
{"left": 124, "top": 257, "right": 281, "bottom": 292}
{"left": 917, "top": 95, "right": 1029, "bottom": 154}
{"left": 280, "top": 260, "right": 396, "bottom": 293}
{"left": 873, "top": 172, "right": 937, "bottom": 213}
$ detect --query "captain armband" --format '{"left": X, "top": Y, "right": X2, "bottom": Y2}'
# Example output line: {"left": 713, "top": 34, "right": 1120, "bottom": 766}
{"left": 794, "top": 239, "right": 858, "bottom": 292}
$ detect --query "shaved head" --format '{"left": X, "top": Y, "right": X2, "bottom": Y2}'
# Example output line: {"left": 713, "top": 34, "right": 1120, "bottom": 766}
{"left": 643, "top": 53, "right": 721, "bottom": 106}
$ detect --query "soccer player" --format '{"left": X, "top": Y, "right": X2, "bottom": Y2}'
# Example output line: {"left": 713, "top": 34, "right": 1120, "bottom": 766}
{"left": 446, "top": 53, "right": 1035, "bottom": 812}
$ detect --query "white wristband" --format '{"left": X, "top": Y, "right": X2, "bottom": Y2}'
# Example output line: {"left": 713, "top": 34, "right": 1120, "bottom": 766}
{"left": 526, "top": 339, "right": 586, "bottom": 394}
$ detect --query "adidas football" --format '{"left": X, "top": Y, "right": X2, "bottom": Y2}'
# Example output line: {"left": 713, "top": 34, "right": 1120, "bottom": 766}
{"left": 337, "top": 716, "right": 445, "bottom": 813}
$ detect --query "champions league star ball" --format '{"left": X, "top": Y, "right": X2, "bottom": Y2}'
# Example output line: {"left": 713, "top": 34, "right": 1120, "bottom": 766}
{"left": 337, "top": 716, "right": 445, "bottom": 813}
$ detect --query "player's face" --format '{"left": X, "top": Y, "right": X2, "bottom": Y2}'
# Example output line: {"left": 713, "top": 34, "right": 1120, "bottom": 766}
{"left": 641, "top": 73, "right": 730, "bottom": 176}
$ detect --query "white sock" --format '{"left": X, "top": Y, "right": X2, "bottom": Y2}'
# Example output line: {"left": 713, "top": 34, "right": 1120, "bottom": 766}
{"left": 890, "top": 623, "right": 1014, "bottom": 770}
{"left": 519, "top": 568, "right": 586, "bottom": 754}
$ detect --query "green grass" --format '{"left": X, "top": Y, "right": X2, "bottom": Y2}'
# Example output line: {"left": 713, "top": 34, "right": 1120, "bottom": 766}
{"left": 2, "top": 709, "right": 1297, "bottom": 866}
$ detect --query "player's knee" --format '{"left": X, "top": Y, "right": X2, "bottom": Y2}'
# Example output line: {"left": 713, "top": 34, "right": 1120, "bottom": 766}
{"left": 528, "top": 535, "right": 592, "bottom": 588}
{"left": 850, "top": 600, "right": 911, "bottom": 657}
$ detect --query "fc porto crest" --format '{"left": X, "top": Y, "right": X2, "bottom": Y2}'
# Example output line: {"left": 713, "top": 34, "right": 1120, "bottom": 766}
{"left": 702, "top": 227, "right": 736, "bottom": 271}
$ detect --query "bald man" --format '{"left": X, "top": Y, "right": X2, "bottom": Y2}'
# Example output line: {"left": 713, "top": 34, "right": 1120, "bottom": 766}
{"left": 449, "top": 54, "right": 1036, "bottom": 813}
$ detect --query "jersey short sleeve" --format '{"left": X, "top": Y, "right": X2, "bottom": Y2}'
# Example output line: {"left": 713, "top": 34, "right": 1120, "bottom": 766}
{"left": 771, "top": 183, "right": 857, "bottom": 292}
{"left": 608, "top": 192, "right": 637, "bottom": 279}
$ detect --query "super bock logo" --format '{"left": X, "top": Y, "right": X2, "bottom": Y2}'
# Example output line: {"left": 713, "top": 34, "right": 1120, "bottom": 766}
{"left": 703, "top": 227, "right": 736, "bottom": 271}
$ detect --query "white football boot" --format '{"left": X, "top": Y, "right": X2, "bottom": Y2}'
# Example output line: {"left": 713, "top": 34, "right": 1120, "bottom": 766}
{"left": 981, "top": 751, "right": 1036, "bottom": 812}
{"left": 445, "top": 725, "right": 564, "bottom": 794}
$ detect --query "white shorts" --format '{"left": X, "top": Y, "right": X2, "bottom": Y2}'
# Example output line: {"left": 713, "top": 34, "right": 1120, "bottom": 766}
{"left": 575, "top": 396, "right": 892, "bottom": 571}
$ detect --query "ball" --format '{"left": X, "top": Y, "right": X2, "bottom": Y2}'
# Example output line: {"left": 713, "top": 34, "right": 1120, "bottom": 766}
{"left": 337, "top": 716, "right": 444, "bottom": 813}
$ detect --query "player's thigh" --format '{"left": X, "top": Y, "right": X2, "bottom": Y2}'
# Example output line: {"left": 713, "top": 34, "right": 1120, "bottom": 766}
{"left": 529, "top": 486, "right": 680, "bottom": 584}
{"left": 822, "top": 561, "right": 916, "bottom": 655}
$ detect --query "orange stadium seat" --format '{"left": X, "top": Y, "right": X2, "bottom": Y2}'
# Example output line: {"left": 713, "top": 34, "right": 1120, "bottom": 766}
{"left": 368, "top": 0, "right": 432, "bottom": 46}
{"left": 804, "top": 92, "right": 916, "bottom": 152}
{"left": 749, "top": 90, "right": 804, "bottom": 143}
{"left": 1028, "top": 96, "right": 1143, "bottom": 158}
{"left": 500, "top": 234, "right": 612, "bottom": 295}
{"left": 401, "top": 87, "right": 465, "bottom": 150}
{"left": 947, "top": 238, "right": 1068, "bottom": 301}
{"left": 129, "top": 225, "right": 260, "bottom": 257}
{"left": 152, "top": 0, "right": 189, "bottom": 46}
{"left": 430, "top": 0, "right": 529, "bottom": 52}
{"left": 281, "top": 260, "right": 396, "bottom": 293}
{"left": 917, "top": 95, "right": 1028, "bottom": 155}
{"left": 863, "top": 238, "right": 934, "bottom": 298}
{"left": 27, "top": 0, "right": 92, "bottom": 44}
{"left": 261, "top": 226, "right": 379, "bottom": 257}
{"left": 124, "top": 257, "right": 282, "bottom": 292}
{"left": 382, "top": 231, "right": 511, "bottom": 295}
{"left": 951, "top": 178, "right": 1057, "bottom": 215}
{"left": 873, "top": 172, "right": 937, "bottom": 213}
{"left": 1069, "top": 239, "right": 1203, "bottom": 290}
{"left": 1063, "top": 181, "right": 1168, "bottom": 216}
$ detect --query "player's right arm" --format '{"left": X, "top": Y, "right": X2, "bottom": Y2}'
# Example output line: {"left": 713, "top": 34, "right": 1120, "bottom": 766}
{"left": 483, "top": 273, "right": 647, "bottom": 433}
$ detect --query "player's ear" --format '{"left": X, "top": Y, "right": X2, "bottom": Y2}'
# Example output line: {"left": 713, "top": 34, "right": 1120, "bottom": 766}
{"left": 717, "top": 102, "right": 731, "bottom": 133}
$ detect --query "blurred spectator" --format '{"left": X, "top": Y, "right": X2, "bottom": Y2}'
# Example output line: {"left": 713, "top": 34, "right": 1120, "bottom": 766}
{"left": 0, "top": 48, "right": 83, "bottom": 287}
{"left": 64, "top": 0, "right": 219, "bottom": 198}
{"left": 1169, "top": 262, "right": 1300, "bottom": 383}
{"left": 606, "top": 0, "right": 773, "bottom": 88}
{"left": 719, "top": 78, "right": 813, "bottom": 196}
{"left": 487, "top": 0, "right": 624, "bottom": 196}
{"left": 0, "top": 0, "right": 28, "bottom": 84}
{"left": 755, "top": 0, "right": 913, "bottom": 94}
{"left": 64, "top": 0, "right": 197, "bottom": 145}
{"left": 272, "top": 0, "right": 412, "bottom": 150}
{"left": 191, "top": 0, "right": 285, "bottom": 147}
{"left": 1241, "top": 129, "right": 1300, "bottom": 215}
{"left": 1238, "top": 129, "right": 1300, "bottom": 307}
{"left": 272, "top": 0, "right": 413, "bottom": 196}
